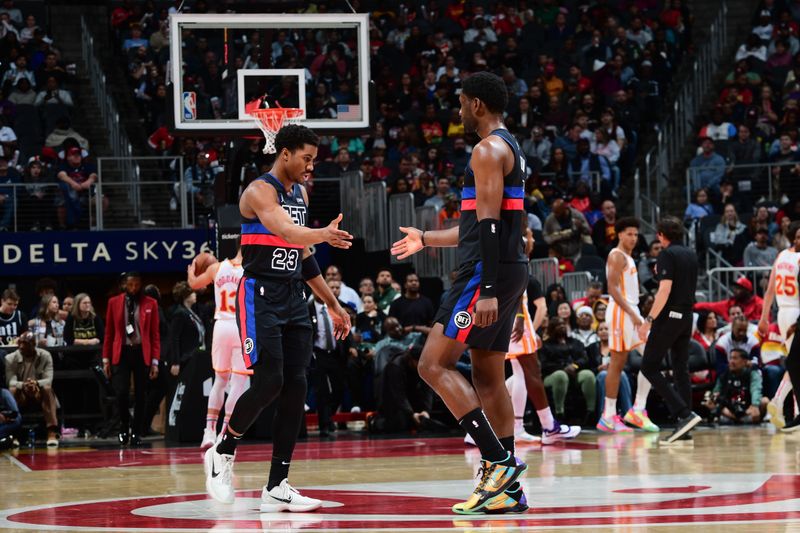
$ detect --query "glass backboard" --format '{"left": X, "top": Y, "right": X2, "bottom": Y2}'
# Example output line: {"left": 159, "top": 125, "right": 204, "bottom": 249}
{"left": 168, "top": 13, "right": 370, "bottom": 135}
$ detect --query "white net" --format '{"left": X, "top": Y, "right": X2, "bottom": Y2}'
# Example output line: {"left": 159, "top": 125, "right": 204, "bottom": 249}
{"left": 247, "top": 104, "right": 304, "bottom": 154}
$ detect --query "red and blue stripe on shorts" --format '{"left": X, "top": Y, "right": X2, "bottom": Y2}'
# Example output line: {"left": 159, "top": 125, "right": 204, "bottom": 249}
{"left": 444, "top": 262, "right": 483, "bottom": 343}
{"left": 460, "top": 186, "right": 524, "bottom": 211}
{"left": 237, "top": 277, "right": 258, "bottom": 367}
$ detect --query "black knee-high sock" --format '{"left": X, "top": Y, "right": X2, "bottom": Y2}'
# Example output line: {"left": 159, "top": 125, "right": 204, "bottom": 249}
{"left": 459, "top": 407, "right": 508, "bottom": 463}
{"left": 499, "top": 435, "right": 520, "bottom": 493}
{"left": 267, "top": 365, "right": 307, "bottom": 490}
{"left": 217, "top": 362, "right": 284, "bottom": 456}
{"left": 216, "top": 429, "right": 242, "bottom": 455}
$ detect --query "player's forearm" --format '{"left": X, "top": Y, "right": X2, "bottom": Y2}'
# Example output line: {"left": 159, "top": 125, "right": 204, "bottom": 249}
{"left": 648, "top": 283, "right": 672, "bottom": 320}
{"left": 761, "top": 272, "right": 776, "bottom": 322}
{"left": 423, "top": 226, "right": 459, "bottom": 247}
{"left": 282, "top": 224, "right": 328, "bottom": 247}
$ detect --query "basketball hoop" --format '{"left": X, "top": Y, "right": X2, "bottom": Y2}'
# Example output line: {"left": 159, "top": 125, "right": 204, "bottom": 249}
{"left": 245, "top": 99, "right": 304, "bottom": 154}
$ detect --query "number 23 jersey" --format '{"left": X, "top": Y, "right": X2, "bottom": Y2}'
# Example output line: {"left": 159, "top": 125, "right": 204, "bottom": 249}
{"left": 240, "top": 173, "right": 306, "bottom": 281}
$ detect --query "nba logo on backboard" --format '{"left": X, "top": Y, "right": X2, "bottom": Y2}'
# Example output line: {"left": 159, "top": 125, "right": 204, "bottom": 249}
{"left": 182, "top": 91, "right": 197, "bottom": 120}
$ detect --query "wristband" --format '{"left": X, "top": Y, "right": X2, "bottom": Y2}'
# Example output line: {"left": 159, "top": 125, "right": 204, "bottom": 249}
{"left": 515, "top": 313, "right": 525, "bottom": 319}
{"left": 421, "top": 231, "right": 426, "bottom": 247}
{"left": 301, "top": 254, "right": 322, "bottom": 281}
{"left": 478, "top": 218, "right": 500, "bottom": 298}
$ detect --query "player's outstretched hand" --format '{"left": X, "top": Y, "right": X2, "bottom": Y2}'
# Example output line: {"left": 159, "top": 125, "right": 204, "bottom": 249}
{"left": 474, "top": 297, "right": 498, "bottom": 328}
{"left": 321, "top": 213, "right": 353, "bottom": 249}
{"left": 328, "top": 303, "right": 352, "bottom": 340}
{"left": 391, "top": 226, "right": 424, "bottom": 260}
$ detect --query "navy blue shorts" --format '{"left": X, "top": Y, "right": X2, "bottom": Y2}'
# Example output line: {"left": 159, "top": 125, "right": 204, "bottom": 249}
{"left": 236, "top": 276, "right": 312, "bottom": 369}
{"left": 435, "top": 261, "right": 527, "bottom": 352}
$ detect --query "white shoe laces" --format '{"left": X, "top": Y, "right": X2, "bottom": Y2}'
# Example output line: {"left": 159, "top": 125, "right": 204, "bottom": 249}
{"left": 217, "top": 454, "right": 234, "bottom": 485}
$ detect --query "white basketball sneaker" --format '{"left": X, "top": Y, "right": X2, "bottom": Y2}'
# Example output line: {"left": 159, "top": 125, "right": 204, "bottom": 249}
{"left": 515, "top": 429, "right": 542, "bottom": 443}
{"left": 204, "top": 444, "right": 236, "bottom": 504}
{"left": 260, "top": 479, "right": 322, "bottom": 513}
{"left": 200, "top": 428, "right": 216, "bottom": 449}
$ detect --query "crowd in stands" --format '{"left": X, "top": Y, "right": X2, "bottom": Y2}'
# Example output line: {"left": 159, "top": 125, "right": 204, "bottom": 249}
{"left": 107, "top": 0, "right": 694, "bottom": 233}
{"left": 687, "top": 2, "right": 800, "bottom": 268}
{"left": 0, "top": 1, "right": 104, "bottom": 232}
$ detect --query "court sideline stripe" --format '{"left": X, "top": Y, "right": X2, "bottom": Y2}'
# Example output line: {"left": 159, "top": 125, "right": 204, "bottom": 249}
{"left": 5, "top": 453, "right": 32, "bottom": 472}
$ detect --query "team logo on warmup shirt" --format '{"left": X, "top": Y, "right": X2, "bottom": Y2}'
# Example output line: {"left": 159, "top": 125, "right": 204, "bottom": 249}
{"left": 454, "top": 311, "right": 472, "bottom": 329}
{"left": 244, "top": 338, "right": 254, "bottom": 354}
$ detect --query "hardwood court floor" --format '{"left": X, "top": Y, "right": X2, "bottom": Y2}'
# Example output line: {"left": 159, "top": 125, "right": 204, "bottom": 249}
{"left": 2, "top": 426, "right": 800, "bottom": 532}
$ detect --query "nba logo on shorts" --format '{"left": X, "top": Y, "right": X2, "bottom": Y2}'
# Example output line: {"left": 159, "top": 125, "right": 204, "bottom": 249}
{"left": 454, "top": 311, "right": 472, "bottom": 329}
{"left": 183, "top": 91, "right": 197, "bottom": 120}
{"left": 243, "top": 337, "right": 254, "bottom": 354}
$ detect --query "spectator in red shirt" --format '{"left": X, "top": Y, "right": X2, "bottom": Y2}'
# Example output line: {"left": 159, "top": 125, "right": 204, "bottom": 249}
{"left": 694, "top": 276, "right": 764, "bottom": 322}
{"left": 103, "top": 272, "right": 161, "bottom": 446}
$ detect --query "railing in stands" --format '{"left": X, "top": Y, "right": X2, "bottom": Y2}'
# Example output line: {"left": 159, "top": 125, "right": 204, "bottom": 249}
{"left": 337, "top": 172, "right": 388, "bottom": 252}
{"left": 80, "top": 17, "right": 136, "bottom": 171}
{"left": 562, "top": 271, "right": 592, "bottom": 303}
{"left": 1, "top": 174, "right": 210, "bottom": 232}
{"left": 412, "top": 205, "right": 439, "bottom": 278}
{"left": 635, "top": 0, "right": 730, "bottom": 226}
{"left": 685, "top": 160, "right": 800, "bottom": 206}
{"left": 95, "top": 156, "right": 189, "bottom": 229}
{"left": 388, "top": 193, "right": 416, "bottom": 264}
{"left": 707, "top": 266, "right": 772, "bottom": 302}
{"left": 529, "top": 257, "right": 560, "bottom": 292}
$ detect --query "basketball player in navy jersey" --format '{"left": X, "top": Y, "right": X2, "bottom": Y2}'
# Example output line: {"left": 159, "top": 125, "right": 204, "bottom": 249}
{"left": 205, "top": 125, "right": 352, "bottom": 513}
{"left": 392, "top": 72, "right": 529, "bottom": 514}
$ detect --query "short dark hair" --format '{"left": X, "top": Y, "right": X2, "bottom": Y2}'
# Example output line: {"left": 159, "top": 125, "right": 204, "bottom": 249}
{"left": 125, "top": 271, "right": 142, "bottom": 280}
{"left": 172, "top": 281, "right": 193, "bottom": 303}
{"left": 615, "top": 217, "right": 640, "bottom": 234}
{"left": 1, "top": 288, "right": 19, "bottom": 301}
{"left": 657, "top": 216, "right": 683, "bottom": 243}
{"left": 729, "top": 347, "right": 748, "bottom": 360}
{"left": 274, "top": 124, "right": 319, "bottom": 154}
{"left": 588, "top": 281, "right": 604, "bottom": 291}
{"left": 462, "top": 71, "right": 508, "bottom": 114}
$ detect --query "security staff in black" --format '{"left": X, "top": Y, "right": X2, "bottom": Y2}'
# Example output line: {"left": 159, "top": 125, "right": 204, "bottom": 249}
{"left": 390, "top": 72, "right": 528, "bottom": 514}
{"left": 205, "top": 125, "right": 352, "bottom": 510}
{"left": 638, "top": 216, "right": 702, "bottom": 444}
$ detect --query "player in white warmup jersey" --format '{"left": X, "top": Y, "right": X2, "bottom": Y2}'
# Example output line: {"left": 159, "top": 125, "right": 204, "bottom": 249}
{"left": 759, "top": 221, "right": 800, "bottom": 429}
{"left": 597, "top": 218, "right": 659, "bottom": 433}
{"left": 189, "top": 246, "right": 253, "bottom": 449}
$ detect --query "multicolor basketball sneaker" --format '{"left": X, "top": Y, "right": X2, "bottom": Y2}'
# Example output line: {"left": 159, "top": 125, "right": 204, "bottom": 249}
{"left": 623, "top": 408, "right": 660, "bottom": 432}
{"left": 597, "top": 415, "right": 633, "bottom": 433}
{"left": 452, "top": 454, "right": 528, "bottom": 514}
{"left": 482, "top": 486, "right": 529, "bottom": 514}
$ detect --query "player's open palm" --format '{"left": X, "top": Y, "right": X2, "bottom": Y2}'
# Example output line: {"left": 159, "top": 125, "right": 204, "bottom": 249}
{"left": 328, "top": 304, "right": 352, "bottom": 340}
{"left": 322, "top": 213, "right": 353, "bottom": 249}
{"left": 391, "top": 227, "right": 424, "bottom": 260}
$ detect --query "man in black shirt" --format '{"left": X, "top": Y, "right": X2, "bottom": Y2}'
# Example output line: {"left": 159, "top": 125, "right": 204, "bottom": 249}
{"left": 0, "top": 289, "right": 27, "bottom": 345}
{"left": 389, "top": 273, "right": 434, "bottom": 335}
{"left": 638, "top": 216, "right": 702, "bottom": 444}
